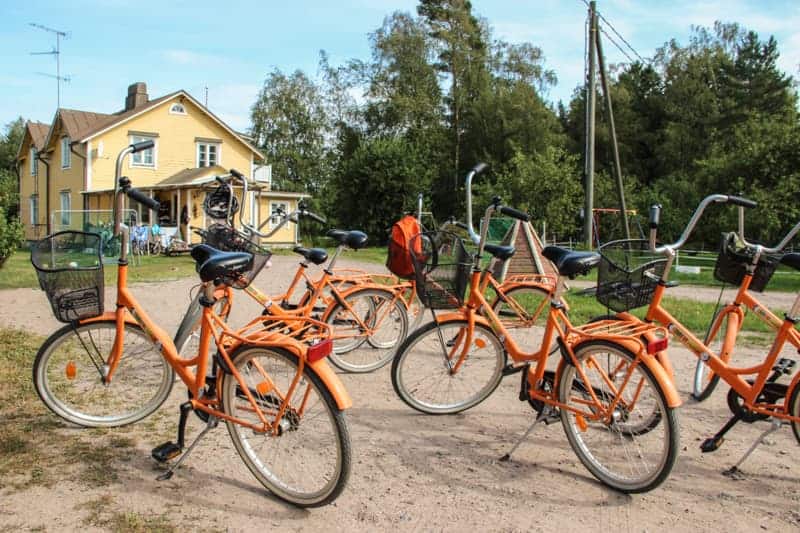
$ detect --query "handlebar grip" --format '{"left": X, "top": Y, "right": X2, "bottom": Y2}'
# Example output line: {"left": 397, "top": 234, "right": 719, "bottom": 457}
{"left": 130, "top": 140, "right": 154, "bottom": 153}
{"left": 649, "top": 204, "right": 662, "bottom": 229}
{"left": 473, "top": 162, "right": 488, "bottom": 175}
{"left": 727, "top": 195, "right": 757, "bottom": 208}
{"left": 229, "top": 169, "right": 245, "bottom": 180}
{"left": 305, "top": 211, "right": 327, "bottom": 224}
{"left": 126, "top": 187, "right": 160, "bottom": 211}
{"left": 454, "top": 221, "right": 469, "bottom": 231}
{"left": 499, "top": 206, "right": 531, "bottom": 222}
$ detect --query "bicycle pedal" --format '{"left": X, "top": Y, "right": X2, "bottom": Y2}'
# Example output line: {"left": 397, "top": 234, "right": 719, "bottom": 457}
{"left": 772, "top": 358, "right": 796, "bottom": 375}
{"left": 700, "top": 436, "right": 724, "bottom": 453}
{"left": 151, "top": 441, "right": 182, "bottom": 463}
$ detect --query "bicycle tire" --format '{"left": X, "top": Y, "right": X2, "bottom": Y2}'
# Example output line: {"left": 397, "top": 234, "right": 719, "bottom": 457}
{"left": 558, "top": 340, "right": 679, "bottom": 493}
{"left": 325, "top": 287, "right": 408, "bottom": 373}
{"left": 33, "top": 320, "right": 174, "bottom": 428}
{"left": 221, "top": 346, "right": 351, "bottom": 507}
{"left": 789, "top": 382, "right": 800, "bottom": 445}
{"left": 490, "top": 285, "right": 551, "bottom": 351}
{"left": 391, "top": 319, "right": 506, "bottom": 414}
{"left": 693, "top": 309, "right": 735, "bottom": 401}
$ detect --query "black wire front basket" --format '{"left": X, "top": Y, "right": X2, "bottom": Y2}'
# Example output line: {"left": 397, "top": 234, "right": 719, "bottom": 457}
{"left": 201, "top": 224, "right": 272, "bottom": 289}
{"left": 410, "top": 231, "right": 473, "bottom": 309}
{"left": 596, "top": 239, "right": 667, "bottom": 313}
{"left": 31, "top": 231, "right": 104, "bottom": 322}
{"left": 713, "top": 232, "right": 779, "bottom": 292}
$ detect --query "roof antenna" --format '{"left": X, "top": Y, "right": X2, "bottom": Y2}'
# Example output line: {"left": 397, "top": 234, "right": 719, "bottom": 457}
{"left": 204, "top": 86, "right": 208, "bottom": 107}
{"left": 29, "top": 23, "right": 71, "bottom": 109}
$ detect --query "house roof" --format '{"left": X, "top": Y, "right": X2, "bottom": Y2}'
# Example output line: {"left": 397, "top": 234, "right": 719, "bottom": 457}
{"left": 28, "top": 122, "right": 50, "bottom": 150}
{"left": 153, "top": 166, "right": 227, "bottom": 189}
{"left": 35, "top": 88, "right": 263, "bottom": 160}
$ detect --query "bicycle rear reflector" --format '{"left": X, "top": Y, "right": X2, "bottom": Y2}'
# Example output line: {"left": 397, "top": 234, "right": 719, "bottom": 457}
{"left": 307, "top": 338, "right": 333, "bottom": 363}
{"left": 647, "top": 337, "right": 668, "bottom": 355}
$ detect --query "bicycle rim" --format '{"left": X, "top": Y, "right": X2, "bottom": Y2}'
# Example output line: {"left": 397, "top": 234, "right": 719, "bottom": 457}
{"left": 34, "top": 321, "right": 174, "bottom": 427}
{"left": 558, "top": 340, "right": 678, "bottom": 493}
{"left": 222, "top": 347, "right": 350, "bottom": 507}
{"left": 326, "top": 288, "right": 408, "bottom": 373}
{"left": 391, "top": 320, "right": 505, "bottom": 414}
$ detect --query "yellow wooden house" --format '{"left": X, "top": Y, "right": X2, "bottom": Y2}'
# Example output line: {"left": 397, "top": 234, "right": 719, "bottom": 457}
{"left": 17, "top": 82, "right": 307, "bottom": 245}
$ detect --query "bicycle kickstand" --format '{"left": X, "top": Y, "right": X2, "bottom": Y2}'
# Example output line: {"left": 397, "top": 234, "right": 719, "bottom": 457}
{"left": 156, "top": 413, "right": 219, "bottom": 481}
{"left": 499, "top": 407, "right": 556, "bottom": 462}
{"left": 723, "top": 418, "right": 782, "bottom": 477}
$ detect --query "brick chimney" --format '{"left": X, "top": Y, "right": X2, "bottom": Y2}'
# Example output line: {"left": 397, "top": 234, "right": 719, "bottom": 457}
{"left": 125, "top": 82, "right": 149, "bottom": 111}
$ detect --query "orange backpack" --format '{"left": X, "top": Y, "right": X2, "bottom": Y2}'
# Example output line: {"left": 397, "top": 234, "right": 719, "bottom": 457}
{"left": 386, "top": 215, "right": 421, "bottom": 279}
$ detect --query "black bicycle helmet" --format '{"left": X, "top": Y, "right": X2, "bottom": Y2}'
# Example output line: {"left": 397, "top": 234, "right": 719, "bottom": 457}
{"left": 203, "top": 181, "right": 239, "bottom": 220}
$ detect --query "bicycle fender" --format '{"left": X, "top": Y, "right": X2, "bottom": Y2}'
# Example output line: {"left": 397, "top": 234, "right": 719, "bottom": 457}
{"left": 637, "top": 351, "right": 682, "bottom": 408}
{"left": 308, "top": 359, "right": 353, "bottom": 410}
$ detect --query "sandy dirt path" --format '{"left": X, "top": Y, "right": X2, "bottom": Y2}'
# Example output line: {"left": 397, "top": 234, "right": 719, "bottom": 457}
{"left": 1, "top": 255, "right": 798, "bottom": 531}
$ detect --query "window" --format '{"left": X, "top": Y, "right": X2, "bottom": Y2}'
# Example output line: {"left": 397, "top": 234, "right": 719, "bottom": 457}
{"left": 197, "top": 142, "right": 220, "bottom": 167}
{"left": 29, "top": 196, "right": 38, "bottom": 225}
{"left": 169, "top": 103, "right": 186, "bottom": 115}
{"left": 269, "top": 201, "right": 288, "bottom": 228}
{"left": 60, "top": 191, "right": 71, "bottom": 226}
{"left": 61, "top": 137, "right": 71, "bottom": 169}
{"left": 30, "top": 148, "right": 37, "bottom": 176}
{"left": 130, "top": 135, "right": 156, "bottom": 167}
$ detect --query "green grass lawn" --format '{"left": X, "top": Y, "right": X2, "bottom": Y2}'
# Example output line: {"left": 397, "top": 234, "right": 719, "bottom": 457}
{"left": 1, "top": 250, "right": 197, "bottom": 289}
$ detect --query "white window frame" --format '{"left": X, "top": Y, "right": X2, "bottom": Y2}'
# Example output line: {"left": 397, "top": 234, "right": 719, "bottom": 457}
{"left": 196, "top": 141, "right": 221, "bottom": 168}
{"left": 169, "top": 103, "right": 187, "bottom": 115}
{"left": 269, "top": 201, "right": 288, "bottom": 229}
{"left": 30, "top": 147, "right": 37, "bottom": 176}
{"left": 61, "top": 137, "right": 71, "bottom": 169}
{"left": 29, "top": 196, "right": 38, "bottom": 225}
{"left": 59, "top": 191, "right": 71, "bottom": 226}
{"left": 130, "top": 135, "right": 157, "bottom": 168}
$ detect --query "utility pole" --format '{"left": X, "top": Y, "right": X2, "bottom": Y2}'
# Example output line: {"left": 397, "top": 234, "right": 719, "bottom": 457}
{"left": 30, "top": 23, "right": 69, "bottom": 109}
{"left": 583, "top": 1, "right": 597, "bottom": 249}
{"left": 595, "top": 19, "right": 630, "bottom": 240}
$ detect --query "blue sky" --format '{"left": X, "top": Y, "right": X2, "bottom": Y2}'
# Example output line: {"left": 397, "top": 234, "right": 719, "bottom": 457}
{"left": 2, "top": 0, "right": 799, "bottom": 133}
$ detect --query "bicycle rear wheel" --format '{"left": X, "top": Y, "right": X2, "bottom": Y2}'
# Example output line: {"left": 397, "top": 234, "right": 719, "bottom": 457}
{"left": 221, "top": 346, "right": 351, "bottom": 507}
{"left": 33, "top": 321, "right": 174, "bottom": 427}
{"left": 325, "top": 287, "right": 408, "bottom": 373}
{"left": 558, "top": 340, "right": 678, "bottom": 493}
{"left": 789, "top": 382, "right": 800, "bottom": 445}
{"left": 391, "top": 319, "right": 506, "bottom": 414}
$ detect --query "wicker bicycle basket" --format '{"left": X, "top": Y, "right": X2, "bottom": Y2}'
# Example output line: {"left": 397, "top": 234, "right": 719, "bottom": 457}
{"left": 200, "top": 224, "right": 272, "bottom": 289}
{"left": 713, "top": 232, "right": 779, "bottom": 292}
{"left": 31, "top": 231, "right": 104, "bottom": 322}
{"left": 596, "top": 239, "right": 667, "bottom": 313}
{"left": 410, "top": 231, "right": 473, "bottom": 309}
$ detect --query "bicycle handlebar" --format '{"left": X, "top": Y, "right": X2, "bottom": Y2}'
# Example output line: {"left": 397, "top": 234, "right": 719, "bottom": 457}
{"left": 648, "top": 194, "right": 758, "bottom": 255}
{"left": 130, "top": 140, "right": 154, "bottom": 153}
{"left": 499, "top": 205, "right": 530, "bottom": 222}
{"left": 465, "top": 163, "right": 489, "bottom": 244}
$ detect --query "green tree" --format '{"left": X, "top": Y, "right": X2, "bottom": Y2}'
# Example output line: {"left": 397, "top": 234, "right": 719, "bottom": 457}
{"left": 0, "top": 118, "right": 25, "bottom": 172}
{"left": 250, "top": 70, "right": 329, "bottom": 193}
{"left": 0, "top": 169, "right": 23, "bottom": 266}
{"left": 330, "top": 136, "right": 436, "bottom": 242}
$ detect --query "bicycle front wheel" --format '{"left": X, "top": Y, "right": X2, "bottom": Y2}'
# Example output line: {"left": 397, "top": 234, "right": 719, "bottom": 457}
{"left": 693, "top": 309, "right": 735, "bottom": 401}
{"left": 558, "top": 340, "right": 678, "bottom": 493}
{"left": 391, "top": 319, "right": 506, "bottom": 414}
{"left": 33, "top": 321, "right": 174, "bottom": 427}
{"left": 325, "top": 288, "right": 408, "bottom": 373}
{"left": 221, "top": 346, "right": 351, "bottom": 507}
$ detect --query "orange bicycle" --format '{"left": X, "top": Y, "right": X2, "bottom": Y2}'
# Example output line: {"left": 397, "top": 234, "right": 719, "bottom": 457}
{"left": 173, "top": 173, "right": 410, "bottom": 373}
{"left": 390, "top": 194, "right": 680, "bottom": 493}
{"left": 31, "top": 142, "right": 352, "bottom": 507}
{"left": 609, "top": 195, "right": 800, "bottom": 472}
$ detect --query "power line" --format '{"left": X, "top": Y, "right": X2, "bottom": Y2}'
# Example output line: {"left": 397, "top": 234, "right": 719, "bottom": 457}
{"left": 576, "top": 0, "right": 649, "bottom": 64}
{"left": 599, "top": 26, "right": 635, "bottom": 64}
